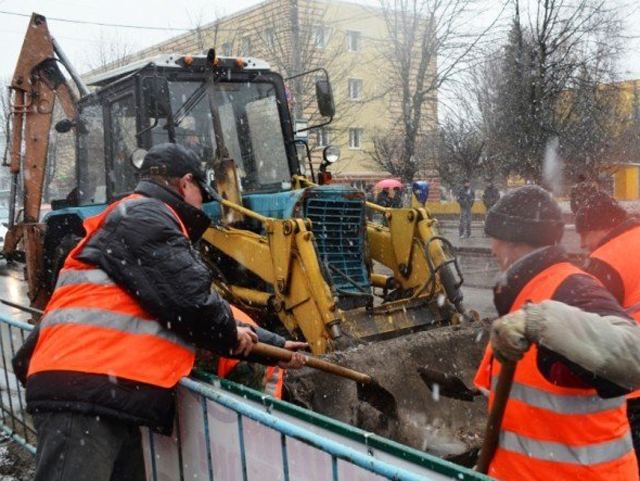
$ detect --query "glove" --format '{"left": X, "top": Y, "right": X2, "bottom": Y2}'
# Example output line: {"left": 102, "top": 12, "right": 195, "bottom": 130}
{"left": 490, "top": 310, "right": 531, "bottom": 362}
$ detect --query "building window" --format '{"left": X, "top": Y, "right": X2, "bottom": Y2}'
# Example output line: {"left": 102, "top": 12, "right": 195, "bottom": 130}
{"left": 313, "top": 26, "right": 328, "bottom": 48}
{"left": 349, "top": 128, "right": 363, "bottom": 149}
{"left": 316, "top": 127, "right": 330, "bottom": 147}
{"left": 222, "top": 42, "right": 232, "bottom": 56}
{"left": 265, "top": 28, "right": 275, "bottom": 49}
{"left": 346, "top": 30, "right": 361, "bottom": 51}
{"left": 240, "top": 37, "right": 251, "bottom": 56}
{"left": 348, "top": 79, "right": 363, "bottom": 100}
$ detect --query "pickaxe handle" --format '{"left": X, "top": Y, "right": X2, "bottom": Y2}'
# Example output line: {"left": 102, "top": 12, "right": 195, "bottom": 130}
{"left": 251, "top": 342, "right": 373, "bottom": 384}
{"left": 476, "top": 360, "right": 516, "bottom": 474}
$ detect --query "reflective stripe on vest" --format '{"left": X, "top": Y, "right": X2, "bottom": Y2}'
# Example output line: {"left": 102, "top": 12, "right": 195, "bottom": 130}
{"left": 499, "top": 430, "right": 633, "bottom": 465}
{"left": 475, "top": 262, "right": 637, "bottom": 481}
{"left": 28, "top": 194, "right": 196, "bottom": 389}
{"left": 492, "top": 377, "right": 625, "bottom": 414}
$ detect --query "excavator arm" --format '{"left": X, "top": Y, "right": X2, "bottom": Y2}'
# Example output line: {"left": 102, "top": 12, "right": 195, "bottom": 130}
{"left": 5, "top": 13, "right": 85, "bottom": 308}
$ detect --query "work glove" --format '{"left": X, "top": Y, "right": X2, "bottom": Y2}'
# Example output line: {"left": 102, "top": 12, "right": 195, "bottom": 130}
{"left": 490, "top": 310, "right": 531, "bottom": 362}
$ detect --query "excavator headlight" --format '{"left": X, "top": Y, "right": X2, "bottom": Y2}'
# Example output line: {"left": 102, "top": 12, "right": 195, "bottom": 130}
{"left": 323, "top": 145, "right": 340, "bottom": 164}
{"left": 130, "top": 148, "right": 148, "bottom": 170}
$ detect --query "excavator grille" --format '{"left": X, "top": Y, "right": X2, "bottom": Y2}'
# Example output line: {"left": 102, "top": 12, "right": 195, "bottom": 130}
{"left": 303, "top": 186, "right": 371, "bottom": 310}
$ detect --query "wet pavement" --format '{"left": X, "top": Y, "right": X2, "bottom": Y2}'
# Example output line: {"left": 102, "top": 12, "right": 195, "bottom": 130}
{"left": 436, "top": 219, "right": 583, "bottom": 255}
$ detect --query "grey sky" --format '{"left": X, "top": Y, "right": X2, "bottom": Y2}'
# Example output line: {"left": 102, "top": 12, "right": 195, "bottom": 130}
{"left": 1, "top": 0, "right": 638, "bottom": 86}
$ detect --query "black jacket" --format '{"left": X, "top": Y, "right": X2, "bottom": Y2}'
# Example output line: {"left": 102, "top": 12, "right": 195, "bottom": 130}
{"left": 494, "top": 245, "right": 633, "bottom": 398}
{"left": 25, "top": 180, "right": 285, "bottom": 433}
{"left": 456, "top": 187, "right": 475, "bottom": 209}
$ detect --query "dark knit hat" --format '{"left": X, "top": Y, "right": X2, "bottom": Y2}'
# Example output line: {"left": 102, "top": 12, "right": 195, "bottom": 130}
{"left": 484, "top": 185, "right": 564, "bottom": 246}
{"left": 575, "top": 191, "right": 627, "bottom": 234}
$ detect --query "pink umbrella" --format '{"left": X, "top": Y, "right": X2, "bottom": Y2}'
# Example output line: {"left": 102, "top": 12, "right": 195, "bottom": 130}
{"left": 374, "top": 179, "right": 403, "bottom": 190}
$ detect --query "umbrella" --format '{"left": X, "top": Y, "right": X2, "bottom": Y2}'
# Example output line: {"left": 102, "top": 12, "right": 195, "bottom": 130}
{"left": 374, "top": 179, "right": 403, "bottom": 190}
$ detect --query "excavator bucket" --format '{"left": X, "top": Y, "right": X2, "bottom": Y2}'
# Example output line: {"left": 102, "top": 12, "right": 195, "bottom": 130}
{"left": 284, "top": 324, "right": 489, "bottom": 466}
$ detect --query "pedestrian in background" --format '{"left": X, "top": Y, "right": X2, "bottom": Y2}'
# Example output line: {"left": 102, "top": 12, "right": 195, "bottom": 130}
{"left": 375, "top": 187, "right": 391, "bottom": 207}
{"left": 391, "top": 186, "right": 403, "bottom": 208}
{"left": 456, "top": 179, "right": 474, "bottom": 238}
{"left": 482, "top": 182, "right": 500, "bottom": 213}
{"left": 364, "top": 184, "right": 375, "bottom": 220}
{"left": 569, "top": 173, "right": 600, "bottom": 214}
{"left": 411, "top": 181, "right": 430, "bottom": 208}
{"left": 476, "top": 185, "right": 640, "bottom": 481}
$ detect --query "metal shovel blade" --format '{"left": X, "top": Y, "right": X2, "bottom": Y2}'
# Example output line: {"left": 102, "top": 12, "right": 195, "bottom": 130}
{"left": 357, "top": 379, "right": 398, "bottom": 418}
{"left": 417, "top": 366, "right": 480, "bottom": 402}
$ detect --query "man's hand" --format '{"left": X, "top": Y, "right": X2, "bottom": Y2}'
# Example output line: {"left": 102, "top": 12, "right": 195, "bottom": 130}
{"left": 279, "top": 341, "right": 309, "bottom": 369}
{"left": 491, "top": 310, "right": 531, "bottom": 362}
{"left": 233, "top": 326, "right": 258, "bottom": 356}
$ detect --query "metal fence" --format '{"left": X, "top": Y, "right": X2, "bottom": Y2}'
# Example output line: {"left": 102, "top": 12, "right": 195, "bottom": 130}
{"left": 0, "top": 315, "right": 36, "bottom": 455}
{"left": 0, "top": 314, "right": 490, "bottom": 481}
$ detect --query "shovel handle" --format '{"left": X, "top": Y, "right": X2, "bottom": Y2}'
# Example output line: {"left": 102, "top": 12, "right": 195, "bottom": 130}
{"left": 476, "top": 360, "right": 516, "bottom": 474}
{"left": 251, "top": 342, "right": 373, "bottom": 384}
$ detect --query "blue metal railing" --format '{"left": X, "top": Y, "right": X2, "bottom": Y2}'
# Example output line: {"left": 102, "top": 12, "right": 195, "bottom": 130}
{"left": 0, "top": 313, "right": 490, "bottom": 481}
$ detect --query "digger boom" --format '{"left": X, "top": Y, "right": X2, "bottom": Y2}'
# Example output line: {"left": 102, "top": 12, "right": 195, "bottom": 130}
{"left": 5, "top": 14, "right": 87, "bottom": 307}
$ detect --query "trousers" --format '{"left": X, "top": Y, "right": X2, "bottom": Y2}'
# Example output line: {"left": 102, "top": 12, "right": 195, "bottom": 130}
{"left": 33, "top": 411, "right": 146, "bottom": 481}
{"left": 459, "top": 208, "right": 472, "bottom": 237}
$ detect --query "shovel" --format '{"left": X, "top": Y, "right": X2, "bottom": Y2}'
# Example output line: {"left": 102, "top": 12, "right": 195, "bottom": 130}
{"left": 417, "top": 366, "right": 481, "bottom": 402}
{"left": 252, "top": 342, "right": 398, "bottom": 418}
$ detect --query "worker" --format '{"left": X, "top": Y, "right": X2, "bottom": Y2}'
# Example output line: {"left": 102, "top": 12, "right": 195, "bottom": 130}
{"left": 575, "top": 190, "right": 640, "bottom": 464}
{"left": 216, "top": 306, "right": 291, "bottom": 398}
{"left": 474, "top": 185, "right": 640, "bottom": 481}
{"left": 22, "top": 143, "right": 307, "bottom": 481}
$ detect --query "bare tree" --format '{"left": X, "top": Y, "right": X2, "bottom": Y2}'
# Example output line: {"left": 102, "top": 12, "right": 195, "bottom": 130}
{"left": 436, "top": 116, "right": 485, "bottom": 188}
{"left": 371, "top": 0, "right": 497, "bottom": 183}
{"left": 476, "top": 0, "right": 625, "bottom": 185}
{"left": 85, "top": 31, "right": 138, "bottom": 73}
{"left": 248, "top": 0, "right": 368, "bottom": 150}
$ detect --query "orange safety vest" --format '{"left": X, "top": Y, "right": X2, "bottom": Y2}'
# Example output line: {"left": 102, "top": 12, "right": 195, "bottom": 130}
{"left": 474, "top": 262, "right": 638, "bottom": 481}
{"left": 590, "top": 225, "right": 640, "bottom": 322}
{"left": 590, "top": 225, "right": 640, "bottom": 401}
{"left": 217, "top": 306, "right": 284, "bottom": 399}
{"left": 28, "top": 194, "right": 196, "bottom": 388}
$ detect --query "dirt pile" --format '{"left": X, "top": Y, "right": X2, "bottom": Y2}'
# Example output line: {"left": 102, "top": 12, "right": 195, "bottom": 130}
{"left": 285, "top": 324, "right": 489, "bottom": 464}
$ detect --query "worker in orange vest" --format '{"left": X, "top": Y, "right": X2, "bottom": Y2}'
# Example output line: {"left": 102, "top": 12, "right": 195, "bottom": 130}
{"left": 21, "top": 143, "right": 306, "bottom": 481}
{"left": 216, "top": 306, "right": 306, "bottom": 398}
{"left": 575, "top": 190, "right": 640, "bottom": 465}
{"left": 474, "top": 185, "right": 640, "bottom": 481}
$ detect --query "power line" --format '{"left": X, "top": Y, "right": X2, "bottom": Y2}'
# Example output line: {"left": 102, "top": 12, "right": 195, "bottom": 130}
{"left": 0, "top": 10, "right": 193, "bottom": 32}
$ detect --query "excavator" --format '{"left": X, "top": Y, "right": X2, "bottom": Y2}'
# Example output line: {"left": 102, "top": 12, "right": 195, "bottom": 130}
{"left": 5, "top": 13, "right": 487, "bottom": 461}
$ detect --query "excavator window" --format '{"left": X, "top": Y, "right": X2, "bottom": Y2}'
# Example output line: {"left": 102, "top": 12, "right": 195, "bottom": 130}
{"left": 108, "top": 94, "right": 139, "bottom": 196}
{"left": 76, "top": 103, "right": 107, "bottom": 205}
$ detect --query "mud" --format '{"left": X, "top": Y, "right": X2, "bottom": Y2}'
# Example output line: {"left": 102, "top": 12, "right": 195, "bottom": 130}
{"left": 0, "top": 435, "right": 34, "bottom": 480}
{"left": 284, "top": 323, "right": 490, "bottom": 464}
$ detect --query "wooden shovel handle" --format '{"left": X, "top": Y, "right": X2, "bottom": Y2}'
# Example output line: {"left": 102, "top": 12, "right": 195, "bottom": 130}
{"left": 251, "top": 342, "right": 373, "bottom": 384}
{"left": 476, "top": 360, "right": 516, "bottom": 474}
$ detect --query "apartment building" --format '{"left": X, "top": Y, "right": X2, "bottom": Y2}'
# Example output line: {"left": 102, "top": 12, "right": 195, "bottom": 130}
{"left": 86, "top": 0, "right": 440, "bottom": 191}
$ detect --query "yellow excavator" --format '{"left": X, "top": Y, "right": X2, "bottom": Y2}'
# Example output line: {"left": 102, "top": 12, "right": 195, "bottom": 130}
{"left": 6, "top": 13, "right": 475, "bottom": 354}
{"left": 5, "top": 12, "right": 489, "bottom": 463}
